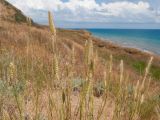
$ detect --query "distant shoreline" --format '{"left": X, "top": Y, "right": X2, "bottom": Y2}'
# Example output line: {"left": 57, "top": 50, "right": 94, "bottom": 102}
{"left": 80, "top": 29, "right": 160, "bottom": 64}
{"left": 92, "top": 35, "right": 156, "bottom": 55}
{"left": 82, "top": 29, "right": 160, "bottom": 56}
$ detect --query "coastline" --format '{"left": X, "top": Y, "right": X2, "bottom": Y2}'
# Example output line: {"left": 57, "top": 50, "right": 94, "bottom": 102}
{"left": 62, "top": 28, "right": 160, "bottom": 66}
{"left": 92, "top": 35, "right": 156, "bottom": 55}
{"left": 84, "top": 28, "right": 160, "bottom": 55}
{"left": 81, "top": 30, "right": 160, "bottom": 66}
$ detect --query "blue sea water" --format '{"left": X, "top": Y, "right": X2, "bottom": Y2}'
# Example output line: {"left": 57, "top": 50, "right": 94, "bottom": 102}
{"left": 86, "top": 29, "right": 160, "bottom": 55}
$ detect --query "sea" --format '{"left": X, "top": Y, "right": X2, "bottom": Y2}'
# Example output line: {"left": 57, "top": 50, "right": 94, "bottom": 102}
{"left": 85, "top": 29, "right": 160, "bottom": 55}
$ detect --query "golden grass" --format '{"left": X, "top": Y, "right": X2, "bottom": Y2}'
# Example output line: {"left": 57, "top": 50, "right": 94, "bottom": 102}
{"left": 0, "top": 11, "right": 159, "bottom": 120}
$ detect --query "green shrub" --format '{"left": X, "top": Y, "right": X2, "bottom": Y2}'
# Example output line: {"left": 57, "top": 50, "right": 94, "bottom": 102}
{"left": 133, "top": 61, "right": 160, "bottom": 80}
{"left": 15, "top": 12, "right": 26, "bottom": 23}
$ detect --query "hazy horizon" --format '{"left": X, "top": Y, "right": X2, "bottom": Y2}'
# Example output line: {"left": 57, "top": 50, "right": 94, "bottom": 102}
{"left": 38, "top": 21, "right": 160, "bottom": 29}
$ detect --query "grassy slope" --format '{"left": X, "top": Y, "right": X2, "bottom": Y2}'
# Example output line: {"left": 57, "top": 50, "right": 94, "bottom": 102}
{"left": 1, "top": 0, "right": 160, "bottom": 81}
{"left": 0, "top": 21, "right": 160, "bottom": 89}
{"left": 0, "top": 22, "right": 160, "bottom": 119}
{"left": 58, "top": 28, "right": 160, "bottom": 81}
{"left": 0, "top": 0, "right": 27, "bottom": 23}
{"left": 0, "top": 0, "right": 160, "bottom": 119}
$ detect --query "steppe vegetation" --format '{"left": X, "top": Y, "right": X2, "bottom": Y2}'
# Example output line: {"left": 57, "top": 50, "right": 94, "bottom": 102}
{"left": 0, "top": 0, "right": 160, "bottom": 119}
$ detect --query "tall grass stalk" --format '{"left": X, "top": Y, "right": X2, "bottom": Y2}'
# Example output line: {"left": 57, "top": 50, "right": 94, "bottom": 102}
{"left": 48, "top": 11, "right": 56, "bottom": 53}
{"left": 9, "top": 62, "right": 23, "bottom": 120}
{"left": 155, "top": 105, "right": 160, "bottom": 120}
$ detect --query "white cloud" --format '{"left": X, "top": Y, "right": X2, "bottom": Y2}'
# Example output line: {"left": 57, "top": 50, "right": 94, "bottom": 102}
{"left": 99, "top": 1, "right": 150, "bottom": 17}
{"left": 7, "top": 0, "right": 160, "bottom": 23}
{"left": 12, "top": 0, "right": 63, "bottom": 11}
{"left": 62, "top": 0, "right": 99, "bottom": 11}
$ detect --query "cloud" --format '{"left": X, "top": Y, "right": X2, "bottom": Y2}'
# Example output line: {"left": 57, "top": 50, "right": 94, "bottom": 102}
{"left": 12, "top": 0, "right": 63, "bottom": 11}
{"left": 98, "top": 1, "right": 150, "bottom": 16}
{"left": 62, "top": 0, "right": 99, "bottom": 11}
{"left": 7, "top": 0, "right": 160, "bottom": 24}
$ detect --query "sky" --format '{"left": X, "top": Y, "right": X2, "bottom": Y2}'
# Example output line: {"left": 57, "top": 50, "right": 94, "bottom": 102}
{"left": 7, "top": 0, "right": 160, "bottom": 28}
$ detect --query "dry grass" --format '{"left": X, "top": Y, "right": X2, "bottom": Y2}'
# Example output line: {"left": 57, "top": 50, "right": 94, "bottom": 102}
{"left": 0, "top": 9, "right": 160, "bottom": 120}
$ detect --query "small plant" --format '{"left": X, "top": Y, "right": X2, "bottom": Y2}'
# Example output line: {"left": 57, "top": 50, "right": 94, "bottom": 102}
{"left": 15, "top": 12, "right": 27, "bottom": 23}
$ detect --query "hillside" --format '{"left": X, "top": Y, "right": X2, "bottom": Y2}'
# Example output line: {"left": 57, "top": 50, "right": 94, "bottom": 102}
{"left": 0, "top": 0, "right": 28, "bottom": 22}
{"left": 1, "top": 0, "right": 160, "bottom": 77}
{"left": 0, "top": 0, "right": 160, "bottom": 119}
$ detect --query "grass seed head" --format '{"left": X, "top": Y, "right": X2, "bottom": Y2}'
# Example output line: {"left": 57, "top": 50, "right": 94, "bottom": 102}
{"left": 141, "top": 57, "right": 153, "bottom": 93}
{"left": 140, "top": 94, "right": 145, "bottom": 104}
{"left": 134, "top": 80, "right": 140, "bottom": 99}
{"left": 71, "top": 45, "right": 75, "bottom": 65}
{"left": 48, "top": 11, "right": 56, "bottom": 36}
{"left": 109, "top": 54, "right": 113, "bottom": 73}
{"left": 120, "top": 60, "right": 124, "bottom": 84}
{"left": 84, "top": 40, "right": 89, "bottom": 64}
{"left": 27, "top": 17, "right": 32, "bottom": 26}
{"left": 155, "top": 105, "right": 160, "bottom": 119}
{"left": 145, "top": 57, "right": 153, "bottom": 75}
{"left": 8, "top": 62, "right": 16, "bottom": 85}
{"left": 86, "top": 39, "right": 94, "bottom": 65}
{"left": 53, "top": 54, "right": 59, "bottom": 80}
